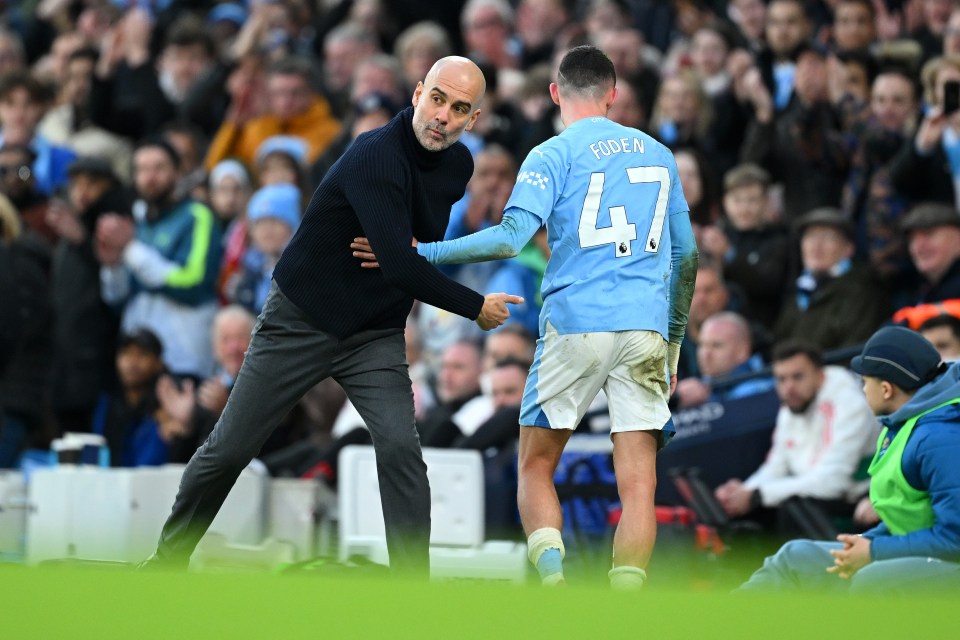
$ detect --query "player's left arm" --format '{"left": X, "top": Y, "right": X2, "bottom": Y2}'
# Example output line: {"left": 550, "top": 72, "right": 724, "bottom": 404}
{"left": 416, "top": 206, "right": 542, "bottom": 264}
{"left": 666, "top": 204, "right": 698, "bottom": 378}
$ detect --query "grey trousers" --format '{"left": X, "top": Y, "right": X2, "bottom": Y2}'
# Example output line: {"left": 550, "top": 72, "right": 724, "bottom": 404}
{"left": 154, "top": 283, "right": 431, "bottom": 575}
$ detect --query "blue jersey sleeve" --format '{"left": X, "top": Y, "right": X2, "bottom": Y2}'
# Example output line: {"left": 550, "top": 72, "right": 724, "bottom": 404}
{"left": 417, "top": 207, "right": 542, "bottom": 264}
{"left": 667, "top": 158, "right": 690, "bottom": 216}
{"left": 667, "top": 202, "right": 698, "bottom": 344}
{"left": 503, "top": 144, "right": 566, "bottom": 224}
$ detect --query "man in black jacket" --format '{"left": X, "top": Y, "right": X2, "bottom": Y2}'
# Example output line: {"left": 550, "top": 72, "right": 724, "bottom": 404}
{"left": 47, "top": 157, "right": 131, "bottom": 433}
{"left": 145, "top": 56, "right": 520, "bottom": 575}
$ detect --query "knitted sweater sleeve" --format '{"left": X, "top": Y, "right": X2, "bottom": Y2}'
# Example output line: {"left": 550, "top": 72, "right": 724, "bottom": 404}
{"left": 341, "top": 152, "right": 485, "bottom": 320}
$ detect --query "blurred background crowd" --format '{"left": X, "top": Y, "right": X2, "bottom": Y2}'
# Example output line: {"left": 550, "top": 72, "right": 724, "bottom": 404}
{"left": 3, "top": 0, "right": 960, "bottom": 538}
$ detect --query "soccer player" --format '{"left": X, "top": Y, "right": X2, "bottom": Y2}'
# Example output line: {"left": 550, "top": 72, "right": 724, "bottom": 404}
{"left": 353, "top": 45, "right": 698, "bottom": 588}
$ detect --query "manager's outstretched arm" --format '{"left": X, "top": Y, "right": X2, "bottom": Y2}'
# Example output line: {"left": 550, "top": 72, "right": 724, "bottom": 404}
{"left": 666, "top": 209, "right": 699, "bottom": 376}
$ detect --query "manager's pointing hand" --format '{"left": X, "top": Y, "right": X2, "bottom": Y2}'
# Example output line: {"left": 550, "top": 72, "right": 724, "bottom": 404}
{"left": 476, "top": 293, "right": 524, "bottom": 331}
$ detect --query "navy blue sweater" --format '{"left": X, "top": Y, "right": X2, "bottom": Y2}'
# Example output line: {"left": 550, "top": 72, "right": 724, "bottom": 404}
{"left": 274, "top": 108, "right": 485, "bottom": 337}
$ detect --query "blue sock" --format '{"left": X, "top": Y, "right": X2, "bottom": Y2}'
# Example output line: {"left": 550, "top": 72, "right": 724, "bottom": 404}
{"left": 536, "top": 548, "right": 563, "bottom": 580}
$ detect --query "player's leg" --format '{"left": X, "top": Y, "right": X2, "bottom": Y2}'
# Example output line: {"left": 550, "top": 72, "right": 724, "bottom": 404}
{"left": 518, "top": 425, "right": 571, "bottom": 584}
{"left": 333, "top": 328, "right": 431, "bottom": 578}
{"left": 610, "top": 429, "right": 659, "bottom": 589}
{"left": 604, "top": 330, "right": 672, "bottom": 589}
{"left": 152, "top": 285, "right": 334, "bottom": 567}
{"left": 517, "top": 324, "right": 609, "bottom": 585}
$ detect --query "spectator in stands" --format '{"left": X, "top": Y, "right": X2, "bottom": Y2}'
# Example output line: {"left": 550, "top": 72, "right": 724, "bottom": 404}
{"left": 92, "top": 329, "right": 168, "bottom": 467}
{"left": 919, "top": 314, "right": 960, "bottom": 360}
{"left": 321, "top": 22, "right": 380, "bottom": 118}
{"left": 456, "top": 357, "right": 529, "bottom": 451}
{"left": 38, "top": 47, "right": 133, "bottom": 182}
{"left": 774, "top": 207, "right": 890, "bottom": 351}
{"left": 831, "top": 0, "right": 877, "bottom": 53}
{"left": 738, "top": 326, "right": 960, "bottom": 593}
{"left": 47, "top": 157, "right": 131, "bottom": 433}
{"left": 756, "top": 0, "right": 812, "bottom": 113}
{"left": 419, "top": 340, "right": 490, "bottom": 448}
{"left": 901, "top": 203, "right": 960, "bottom": 303}
{"left": 209, "top": 160, "right": 252, "bottom": 304}
{"left": 889, "top": 55, "right": 960, "bottom": 208}
{"left": 0, "top": 28, "right": 26, "bottom": 76}
{"left": 675, "top": 311, "right": 775, "bottom": 409}
{"left": 648, "top": 71, "right": 716, "bottom": 169}
{"left": 679, "top": 260, "right": 736, "bottom": 380}
{"left": 0, "top": 70, "right": 76, "bottom": 196}
{"left": 714, "top": 340, "right": 879, "bottom": 527}
{"left": 96, "top": 139, "right": 222, "bottom": 380}
{"left": 910, "top": 0, "right": 955, "bottom": 64}
{"left": 674, "top": 147, "right": 721, "bottom": 226}
{"left": 156, "top": 306, "right": 265, "bottom": 464}
{"left": 842, "top": 67, "right": 920, "bottom": 301}
{"left": 394, "top": 21, "right": 452, "bottom": 95}
{"left": 515, "top": 0, "right": 573, "bottom": 68}
{"left": 742, "top": 41, "right": 850, "bottom": 221}
{"left": 161, "top": 121, "right": 207, "bottom": 202}
{"left": 727, "top": 0, "right": 767, "bottom": 52}
{"left": 605, "top": 77, "right": 647, "bottom": 130}
{"left": 208, "top": 159, "right": 251, "bottom": 231}
{"left": 255, "top": 135, "right": 309, "bottom": 191}
{"left": 0, "top": 194, "right": 19, "bottom": 378}
{"left": 0, "top": 143, "right": 53, "bottom": 245}
{"left": 350, "top": 54, "right": 408, "bottom": 111}
{"left": 225, "top": 184, "right": 301, "bottom": 314}
{"left": 593, "top": 27, "right": 661, "bottom": 118}
{"left": 699, "top": 163, "right": 790, "bottom": 328}
{"left": 460, "top": 0, "right": 520, "bottom": 71}
{"left": 480, "top": 324, "right": 537, "bottom": 379}
{"left": 0, "top": 186, "right": 52, "bottom": 468}
{"left": 91, "top": 11, "right": 216, "bottom": 142}
{"left": 944, "top": 7, "right": 960, "bottom": 57}
{"left": 204, "top": 56, "right": 341, "bottom": 172}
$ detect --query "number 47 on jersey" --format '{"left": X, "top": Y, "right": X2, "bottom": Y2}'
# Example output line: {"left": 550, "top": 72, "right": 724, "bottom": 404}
{"left": 578, "top": 166, "right": 670, "bottom": 257}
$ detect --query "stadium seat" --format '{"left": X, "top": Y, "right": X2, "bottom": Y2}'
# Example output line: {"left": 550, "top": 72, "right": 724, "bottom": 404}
{"left": 24, "top": 463, "right": 267, "bottom": 565}
{"left": 337, "top": 445, "right": 527, "bottom": 582}
{"left": 0, "top": 471, "right": 27, "bottom": 561}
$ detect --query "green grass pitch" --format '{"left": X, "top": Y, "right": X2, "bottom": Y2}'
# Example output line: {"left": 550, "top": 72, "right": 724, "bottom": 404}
{"left": 2, "top": 560, "right": 956, "bottom": 639}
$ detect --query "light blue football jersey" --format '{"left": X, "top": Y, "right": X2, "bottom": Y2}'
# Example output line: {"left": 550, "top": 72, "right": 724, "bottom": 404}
{"left": 504, "top": 116, "right": 689, "bottom": 338}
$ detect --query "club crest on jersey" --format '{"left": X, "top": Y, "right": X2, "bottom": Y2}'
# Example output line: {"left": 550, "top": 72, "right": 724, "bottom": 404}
{"left": 518, "top": 170, "right": 549, "bottom": 190}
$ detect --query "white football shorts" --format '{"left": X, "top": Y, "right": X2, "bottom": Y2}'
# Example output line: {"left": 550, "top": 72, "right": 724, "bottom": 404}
{"left": 519, "top": 322, "right": 672, "bottom": 435}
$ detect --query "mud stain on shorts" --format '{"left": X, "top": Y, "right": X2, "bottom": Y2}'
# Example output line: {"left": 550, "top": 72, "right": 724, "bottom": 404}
{"left": 630, "top": 351, "right": 668, "bottom": 395}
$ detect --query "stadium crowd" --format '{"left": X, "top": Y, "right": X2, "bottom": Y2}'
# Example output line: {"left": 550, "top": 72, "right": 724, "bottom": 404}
{"left": 2, "top": 0, "right": 960, "bottom": 545}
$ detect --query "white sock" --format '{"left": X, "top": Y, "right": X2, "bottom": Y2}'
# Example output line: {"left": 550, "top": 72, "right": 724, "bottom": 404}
{"left": 527, "top": 527, "right": 565, "bottom": 585}
{"left": 609, "top": 565, "right": 647, "bottom": 590}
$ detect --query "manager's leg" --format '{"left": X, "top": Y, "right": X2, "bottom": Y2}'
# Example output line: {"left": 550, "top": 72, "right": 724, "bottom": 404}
{"left": 517, "top": 426, "right": 571, "bottom": 585}
{"left": 608, "top": 430, "right": 659, "bottom": 589}
{"left": 334, "top": 330, "right": 431, "bottom": 577}
{"left": 154, "top": 288, "right": 334, "bottom": 566}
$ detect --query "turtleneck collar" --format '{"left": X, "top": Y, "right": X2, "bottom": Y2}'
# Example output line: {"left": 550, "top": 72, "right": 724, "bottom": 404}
{"left": 399, "top": 107, "right": 453, "bottom": 170}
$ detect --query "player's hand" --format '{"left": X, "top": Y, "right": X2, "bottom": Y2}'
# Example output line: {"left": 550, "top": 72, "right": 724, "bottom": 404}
{"left": 351, "top": 236, "right": 418, "bottom": 268}
{"left": 476, "top": 293, "right": 524, "bottom": 331}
